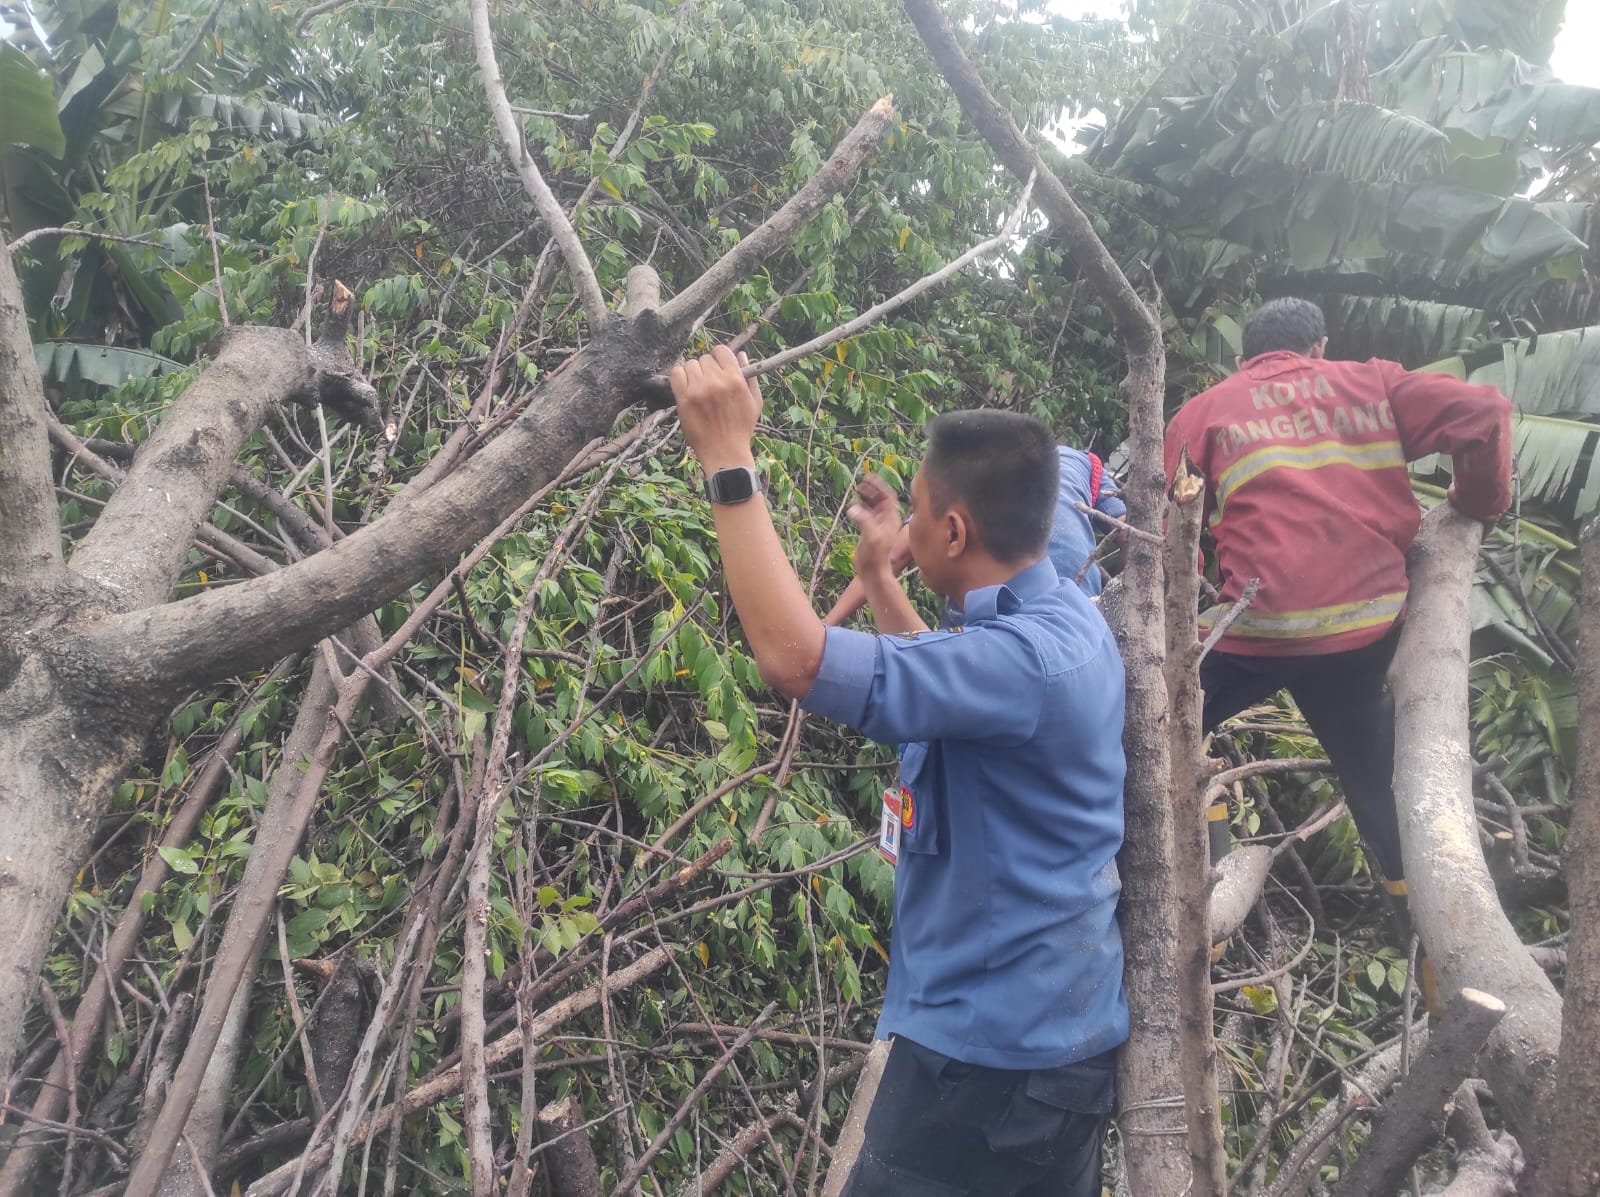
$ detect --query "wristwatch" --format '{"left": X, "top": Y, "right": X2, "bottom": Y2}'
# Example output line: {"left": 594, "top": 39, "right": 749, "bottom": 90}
{"left": 704, "top": 465, "right": 765, "bottom": 505}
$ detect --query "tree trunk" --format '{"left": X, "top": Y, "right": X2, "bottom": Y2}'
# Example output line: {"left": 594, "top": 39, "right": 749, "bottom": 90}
{"left": 894, "top": 4, "right": 1185, "bottom": 1190}
{"left": 1164, "top": 464, "right": 1225, "bottom": 1196}
{"left": 1389, "top": 503, "right": 1562, "bottom": 1164}
{"left": 1549, "top": 516, "right": 1600, "bottom": 1195}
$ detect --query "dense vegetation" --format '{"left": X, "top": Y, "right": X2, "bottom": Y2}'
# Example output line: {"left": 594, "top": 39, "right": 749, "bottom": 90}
{"left": 1, "top": 0, "right": 1595, "bottom": 1192}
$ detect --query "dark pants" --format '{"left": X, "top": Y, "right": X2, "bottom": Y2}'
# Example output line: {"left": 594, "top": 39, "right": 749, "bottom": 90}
{"left": 1201, "top": 621, "right": 1405, "bottom": 883}
{"left": 839, "top": 1038, "right": 1114, "bottom": 1197}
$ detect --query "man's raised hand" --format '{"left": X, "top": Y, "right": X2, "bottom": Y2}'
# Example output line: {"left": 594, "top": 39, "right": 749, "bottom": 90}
{"left": 849, "top": 474, "right": 905, "bottom": 578}
{"left": 669, "top": 346, "right": 764, "bottom": 469}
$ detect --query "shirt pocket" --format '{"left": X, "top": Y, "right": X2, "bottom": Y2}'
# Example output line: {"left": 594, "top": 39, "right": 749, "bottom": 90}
{"left": 896, "top": 741, "right": 941, "bottom": 856}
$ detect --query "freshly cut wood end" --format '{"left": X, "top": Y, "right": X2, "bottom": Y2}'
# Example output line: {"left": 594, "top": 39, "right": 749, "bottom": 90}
{"left": 871, "top": 94, "right": 896, "bottom": 117}
{"left": 1456, "top": 988, "right": 1508, "bottom": 1016}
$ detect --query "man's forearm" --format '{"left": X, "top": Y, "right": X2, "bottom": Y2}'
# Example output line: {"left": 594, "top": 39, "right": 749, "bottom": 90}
{"left": 861, "top": 565, "right": 929, "bottom": 635}
{"left": 703, "top": 453, "right": 827, "bottom": 697}
{"left": 823, "top": 575, "right": 869, "bottom": 627}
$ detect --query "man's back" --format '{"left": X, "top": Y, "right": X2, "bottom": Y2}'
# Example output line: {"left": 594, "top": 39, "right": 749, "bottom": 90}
{"left": 1165, "top": 351, "right": 1511, "bottom": 657}
{"left": 804, "top": 558, "right": 1127, "bottom": 1069}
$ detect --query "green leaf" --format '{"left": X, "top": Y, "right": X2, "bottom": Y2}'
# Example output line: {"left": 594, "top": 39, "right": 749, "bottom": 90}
{"left": 1, "top": 44, "right": 66, "bottom": 157}
{"left": 158, "top": 846, "right": 200, "bottom": 875}
{"left": 1366, "top": 959, "right": 1387, "bottom": 990}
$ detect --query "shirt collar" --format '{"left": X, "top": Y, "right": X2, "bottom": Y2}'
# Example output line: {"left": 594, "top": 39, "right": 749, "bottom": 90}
{"left": 1241, "top": 350, "right": 1313, "bottom": 376}
{"left": 951, "top": 557, "right": 1060, "bottom": 625}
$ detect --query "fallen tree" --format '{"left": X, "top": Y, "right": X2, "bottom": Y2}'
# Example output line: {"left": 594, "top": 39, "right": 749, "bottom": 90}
{"left": 1388, "top": 503, "right": 1564, "bottom": 1170}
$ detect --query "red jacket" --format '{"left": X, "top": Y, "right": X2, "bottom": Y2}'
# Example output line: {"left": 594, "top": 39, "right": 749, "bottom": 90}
{"left": 1164, "top": 351, "right": 1512, "bottom": 656}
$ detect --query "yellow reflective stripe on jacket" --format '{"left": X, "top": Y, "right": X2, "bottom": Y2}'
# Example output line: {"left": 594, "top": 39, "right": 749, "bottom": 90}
{"left": 1197, "top": 591, "right": 1407, "bottom": 641}
{"left": 1214, "top": 439, "right": 1405, "bottom": 513}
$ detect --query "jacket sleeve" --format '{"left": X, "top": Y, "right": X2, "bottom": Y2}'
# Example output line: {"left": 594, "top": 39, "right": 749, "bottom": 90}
{"left": 1381, "top": 360, "right": 1513, "bottom": 521}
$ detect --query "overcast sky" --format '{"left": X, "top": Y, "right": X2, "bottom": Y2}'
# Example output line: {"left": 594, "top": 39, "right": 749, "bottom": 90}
{"left": 1053, "top": 1, "right": 1600, "bottom": 89}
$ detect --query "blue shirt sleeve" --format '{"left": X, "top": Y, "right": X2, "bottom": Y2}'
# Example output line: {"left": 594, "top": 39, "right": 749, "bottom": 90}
{"left": 1096, "top": 473, "right": 1126, "bottom": 519}
{"left": 800, "top": 624, "right": 1047, "bottom": 746}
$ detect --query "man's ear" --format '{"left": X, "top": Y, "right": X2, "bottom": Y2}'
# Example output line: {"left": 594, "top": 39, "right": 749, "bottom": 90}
{"left": 944, "top": 506, "right": 972, "bottom": 559}
{"left": 1309, "top": 338, "right": 1328, "bottom": 360}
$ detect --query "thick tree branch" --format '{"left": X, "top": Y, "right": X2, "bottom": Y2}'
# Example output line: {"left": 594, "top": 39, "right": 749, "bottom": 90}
{"left": 84, "top": 319, "right": 670, "bottom": 691}
{"left": 900, "top": 0, "right": 1159, "bottom": 360}
{"left": 67, "top": 327, "right": 374, "bottom": 609}
{"left": 123, "top": 655, "right": 344, "bottom": 1197}
{"left": 1390, "top": 504, "right": 1563, "bottom": 1165}
{"left": 0, "top": 233, "right": 64, "bottom": 584}
{"left": 658, "top": 98, "right": 896, "bottom": 334}
{"left": 820, "top": 1039, "right": 889, "bottom": 1196}
{"left": 1334, "top": 988, "right": 1507, "bottom": 1197}
{"left": 85, "top": 118, "right": 884, "bottom": 693}
{"left": 469, "top": 0, "right": 610, "bottom": 330}
{"left": 1550, "top": 515, "right": 1600, "bottom": 1195}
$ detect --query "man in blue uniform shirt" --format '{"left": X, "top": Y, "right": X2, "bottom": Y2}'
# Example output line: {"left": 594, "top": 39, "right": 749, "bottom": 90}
{"left": 669, "top": 346, "right": 1128, "bottom": 1197}
{"left": 822, "top": 443, "right": 1125, "bottom": 623}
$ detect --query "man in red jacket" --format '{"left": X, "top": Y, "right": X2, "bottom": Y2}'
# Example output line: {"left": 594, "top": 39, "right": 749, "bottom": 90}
{"left": 1165, "top": 298, "right": 1512, "bottom": 945}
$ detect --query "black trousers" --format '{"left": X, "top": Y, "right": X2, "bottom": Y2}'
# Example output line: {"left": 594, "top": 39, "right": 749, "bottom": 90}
{"left": 839, "top": 1038, "right": 1114, "bottom": 1197}
{"left": 1201, "top": 621, "right": 1405, "bottom": 883}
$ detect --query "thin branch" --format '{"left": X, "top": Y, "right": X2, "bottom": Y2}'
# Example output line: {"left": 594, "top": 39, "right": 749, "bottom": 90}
{"left": 203, "top": 174, "right": 230, "bottom": 327}
{"left": 659, "top": 97, "right": 896, "bottom": 332}
{"left": 163, "top": 0, "right": 229, "bottom": 75}
{"left": 742, "top": 171, "right": 1037, "bottom": 378}
{"left": 244, "top": 948, "right": 676, "bottom": 1197}
{"left": 566, "top": 0, "right": 692, "bottom": 223}
{"left": 608, "top": 1003, "right": 780, "bottom": 1196}
{"left": 468, "top": 0, "right": 609, "bottom": 329}
{"left": 510, "top": 105, "right": 592, "bottom": 120}
{"left": 1205, "top": 758, "right": 1329, "bottom": 798}
{"left": 1073, "top": 500, "right": 1163, "bottom": 545}
{"left": 293, "top": 0, "right": 357, "bottom": 36}
{"left": 1198, "top": 577, "right": 1261, "bottom": 662}
{"left": 4, "top": 227, "right": 165, "bottom": 254}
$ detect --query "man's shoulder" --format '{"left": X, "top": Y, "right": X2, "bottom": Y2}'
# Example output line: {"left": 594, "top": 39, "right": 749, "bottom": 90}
{"left": 995, "top": 588, "right": 1120, "bottom": 677}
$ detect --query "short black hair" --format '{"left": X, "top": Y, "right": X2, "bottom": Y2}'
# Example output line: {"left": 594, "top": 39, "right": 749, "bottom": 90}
{"left": 922, "top": 410, "right": 1058, "bottom": 563}
{"left": 1241, "top": 298, "right": 1327, "bottom": 359}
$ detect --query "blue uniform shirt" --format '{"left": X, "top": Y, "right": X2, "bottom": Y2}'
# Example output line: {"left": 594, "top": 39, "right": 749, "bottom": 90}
{"left": 802, "top": 558, "right": 1128, "bottom": 1070}
{"left": 1050, "top": 446, "right": 1125, "bottom": 596}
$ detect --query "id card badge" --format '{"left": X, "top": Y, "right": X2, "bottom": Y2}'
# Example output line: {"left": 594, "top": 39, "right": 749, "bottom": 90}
{"left": 878, "top": 789, "right": 902, "bottom": 865}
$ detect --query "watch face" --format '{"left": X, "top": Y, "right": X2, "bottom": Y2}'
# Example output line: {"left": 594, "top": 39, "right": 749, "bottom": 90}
{"left": 710, "top": 469, "right": 756, "bottom": 503}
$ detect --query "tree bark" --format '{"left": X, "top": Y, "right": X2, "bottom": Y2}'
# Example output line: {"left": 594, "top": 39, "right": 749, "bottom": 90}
{"left": 0, "top": 241, "right": 63, "bottom": 585}
{"left": 124, "top": 654, "right": 342, "bottom": 1196}
{"left": 1164, "top": 464, "right": 1225, "bottom": 1196}
{"left": 1389, "top": 503, "right": 1562, "bottom": 1163}
{"left": 1333, "top": 988, "right": 1506, "bottom": 1197}
{"left": 0, "top": 659, "right": 291, "bottom": 1197}
{"left": 895, "top": 3, "right": 1182, "bottom": 1190}
{"left": 535, "top": 1094, "right": 604, "bottom": 1197}
{"left": 1261, "top": 1031, "right": 1418, "bottom": 1197}
{"left": 1434, "top": 1086, "right": 1521, "bottom": 1197}
{"left": 67, "top": 328, "right": 372, "bottom": 609}
{"left": 1549, "top": 515, "right": 1600, "bottom": 1195}
{"left": 820, "top": 1038, "right": 889, "bottom": 1196}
